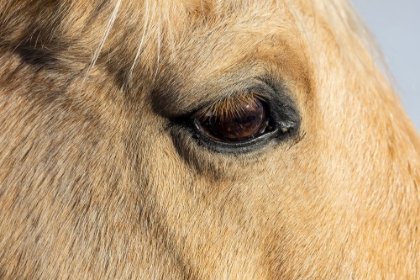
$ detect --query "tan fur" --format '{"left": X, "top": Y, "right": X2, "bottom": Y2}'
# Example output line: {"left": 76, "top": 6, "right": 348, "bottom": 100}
{"left": 1, "top": 0, "right": 419, "bottom": 278}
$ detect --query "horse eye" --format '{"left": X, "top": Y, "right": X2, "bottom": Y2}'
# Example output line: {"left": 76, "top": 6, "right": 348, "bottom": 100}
{"left": 194, "top": 95, "right": 272, "bottom": 142}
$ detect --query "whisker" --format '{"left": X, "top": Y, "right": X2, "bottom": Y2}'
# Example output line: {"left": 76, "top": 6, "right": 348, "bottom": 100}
{"left": 83, "top": 0, "right": 122, "bottom": 84}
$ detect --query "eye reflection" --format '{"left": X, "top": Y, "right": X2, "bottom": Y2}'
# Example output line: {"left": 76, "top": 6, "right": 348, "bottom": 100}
{"left": 194, "top": 94, "right": 272, "bottom": 142}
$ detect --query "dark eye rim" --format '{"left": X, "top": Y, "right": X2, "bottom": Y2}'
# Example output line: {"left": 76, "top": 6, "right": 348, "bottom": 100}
{"left": 191, "top": 117, "right": 299, "bottom": 154}
{"left": 171, "top": 78, "right": 301, "bottom": 154}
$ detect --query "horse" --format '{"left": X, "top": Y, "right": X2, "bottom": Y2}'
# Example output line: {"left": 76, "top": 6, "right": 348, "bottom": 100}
{"left": 0, "top": 0, "right": 419, "bottom": 278}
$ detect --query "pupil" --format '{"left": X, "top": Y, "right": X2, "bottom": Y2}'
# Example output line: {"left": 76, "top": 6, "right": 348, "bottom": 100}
{"left": 209, "top": 98, "right": 268, "bottom": 141}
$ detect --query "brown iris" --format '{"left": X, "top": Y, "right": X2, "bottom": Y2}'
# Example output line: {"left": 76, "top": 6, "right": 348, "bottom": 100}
{"left": 194, "top": 93, "right": 271, "bottom": 142}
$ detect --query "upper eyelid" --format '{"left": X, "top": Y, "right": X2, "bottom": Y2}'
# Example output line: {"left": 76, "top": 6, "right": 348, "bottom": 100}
{"left": 178, "top": 79, "right": 274, "bottom": 117}
{"left": 154, "top": 66, "right": 277, "bottom": 118}
{"left": 192, "top": 89, "right": 271, "bottom": 119}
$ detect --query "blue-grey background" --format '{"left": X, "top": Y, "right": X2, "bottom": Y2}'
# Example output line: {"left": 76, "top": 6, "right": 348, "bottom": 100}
{"left": 351, "top": 0, "right": 420, "bottom": 131}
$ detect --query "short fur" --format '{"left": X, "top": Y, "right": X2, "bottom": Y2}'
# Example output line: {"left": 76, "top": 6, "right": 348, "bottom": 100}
{"left": 1, "top": 0, "right": 419, "bottom": 278}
